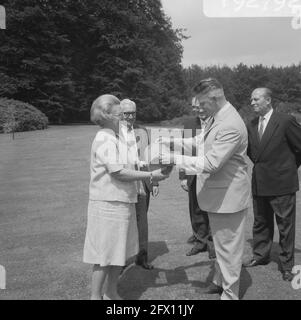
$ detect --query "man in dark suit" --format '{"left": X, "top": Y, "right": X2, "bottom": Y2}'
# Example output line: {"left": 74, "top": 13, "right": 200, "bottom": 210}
{"left": 121, "top": 99, "right": 159, "bottom": 270}
{"left": 244, "top": 88, "right": 301, "bottom": 281}
{"left": 179, "top": 101, "right": 215, "bottom": 259}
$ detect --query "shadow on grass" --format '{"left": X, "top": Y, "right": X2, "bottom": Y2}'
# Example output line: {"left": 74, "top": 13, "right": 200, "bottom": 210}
{"left": 118, "top": 241, "right": 217, "bottom": 300}
{"left": 239, "top": 268, "right": 252, "bottom": 299}
{"left": 119, "top": 241, "right": 258, "bottom": 300}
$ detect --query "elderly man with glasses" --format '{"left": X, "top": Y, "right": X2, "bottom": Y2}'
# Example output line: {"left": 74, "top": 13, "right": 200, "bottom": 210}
{"left": 120, "top": 99, "right": 159, "bottom": 270}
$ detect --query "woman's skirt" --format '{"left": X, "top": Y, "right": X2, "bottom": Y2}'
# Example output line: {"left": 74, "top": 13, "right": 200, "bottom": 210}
{"left": 83, "top": 200, "right": 138, "bottom": 266}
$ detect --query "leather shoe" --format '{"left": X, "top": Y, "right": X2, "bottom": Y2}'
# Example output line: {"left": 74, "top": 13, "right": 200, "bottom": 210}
{"left": 136, "top": 250, "right": 154, "bottom": 270}
{"left": 187, "top": 235, "right": 197, "bottom": 244}
{"left": 136, "top": 260, "right": 154, "bottom": 270}
{"left": 282, "top": 271, "right": 294, "bottom": 282}
{"left": 186, "top": 243, "right": 207, "bottom": 256}
{"left": 243, "top": 258, "right": 270, "bottom": 268}
{"left": 205, "top": 283, "right": 223, "bottom": 295}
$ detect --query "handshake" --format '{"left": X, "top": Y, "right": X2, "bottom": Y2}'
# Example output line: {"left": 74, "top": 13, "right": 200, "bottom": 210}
{"left": 139, "top": 137, "right": 176, "bottom": 182}
{"left": 155, "top": 136, "right": 177, "bottom": 166}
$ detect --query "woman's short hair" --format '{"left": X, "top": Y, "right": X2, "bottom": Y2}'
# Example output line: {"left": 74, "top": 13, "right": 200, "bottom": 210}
{"left": 90, "top": 94, "right": 120, "bottom": 126}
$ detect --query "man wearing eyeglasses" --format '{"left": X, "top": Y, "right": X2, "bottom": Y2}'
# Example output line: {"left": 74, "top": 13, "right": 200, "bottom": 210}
{"left": 120, "top": 99, "right": 159, "bottom": 270}
{"left": 179, "top": 98, "right": 215, "bottom": 259}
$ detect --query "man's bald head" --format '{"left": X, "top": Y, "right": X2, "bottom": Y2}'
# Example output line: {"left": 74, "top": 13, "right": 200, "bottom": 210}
{"left": 253, "top": 88, "right": 272, "bottom": 100}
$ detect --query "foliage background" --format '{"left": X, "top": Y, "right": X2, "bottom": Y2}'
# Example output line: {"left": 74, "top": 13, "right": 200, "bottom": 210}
{"left": 0, "top": 0, "right": 300, "bottom": 125}
{"left": 0, "top": 0, "right": 188, "bottom": 123}
{"left": 0, "top": 97, "right": 48, "bottom": 133}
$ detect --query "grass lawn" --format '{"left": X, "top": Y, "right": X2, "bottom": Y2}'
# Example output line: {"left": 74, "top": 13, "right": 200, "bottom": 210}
{"left": 0, "top": 125, "right": 300, "bottom": 300}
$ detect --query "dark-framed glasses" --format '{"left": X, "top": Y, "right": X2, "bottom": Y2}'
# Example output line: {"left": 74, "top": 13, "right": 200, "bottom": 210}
{"left": 123, "top": 111, "right": 136, "bottom": 118}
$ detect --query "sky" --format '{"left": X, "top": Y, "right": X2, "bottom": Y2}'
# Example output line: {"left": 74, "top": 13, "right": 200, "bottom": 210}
{"left": 161, "top": 0, "right": 301, "bottom": 68}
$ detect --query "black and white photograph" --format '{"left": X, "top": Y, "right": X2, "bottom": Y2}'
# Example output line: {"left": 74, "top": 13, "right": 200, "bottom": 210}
{"left": 0, "top": 0, "right": 301, "bottom": 303}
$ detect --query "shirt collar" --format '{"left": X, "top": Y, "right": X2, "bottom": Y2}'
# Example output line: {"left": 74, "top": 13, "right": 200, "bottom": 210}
{"left": 200, "top": 117, "right": 212, "bottom": 127}
{"left": 260, "top": 108, "right": 273, "bottom": 122}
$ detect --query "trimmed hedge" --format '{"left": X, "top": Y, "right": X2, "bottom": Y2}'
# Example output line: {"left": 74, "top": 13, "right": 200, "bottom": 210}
{"left": 0, "top": 98, "right": 48, "bottom": 133}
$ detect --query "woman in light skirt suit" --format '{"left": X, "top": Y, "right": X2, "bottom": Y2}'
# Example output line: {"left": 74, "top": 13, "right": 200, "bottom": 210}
{"left": 83, "top": 94, "right": 168, "bottom": 300}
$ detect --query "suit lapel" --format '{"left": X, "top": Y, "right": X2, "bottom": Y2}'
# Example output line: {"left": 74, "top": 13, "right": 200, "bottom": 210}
{"left": 203, "top": 104, "right": 235, "bottom": 154}
{"left": 203, "top": 104, "right": 231, "bottom": 140}
{"left": 204, "top": 118, "right": 218, "bottom": 141}
{"left": 250, "top": 118, "right": 260, "bottom": 148}
{"left": 256, "top": 111, "right": 279, "bottom": 160}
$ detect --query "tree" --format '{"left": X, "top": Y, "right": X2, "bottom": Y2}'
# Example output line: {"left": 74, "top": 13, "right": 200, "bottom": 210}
{"left": 0, "top": 0, "right": 76, "bottom": 122}
{"left": 0, "top": 0, "right": 188, "bottom": 123}
{"left": 183, "top": 63, "right": 301, "bottom": 121}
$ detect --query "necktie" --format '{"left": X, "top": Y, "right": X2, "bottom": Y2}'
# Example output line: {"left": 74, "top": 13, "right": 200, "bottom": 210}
{"left": 258, "top": 117, "right": 265, "bottom": 140}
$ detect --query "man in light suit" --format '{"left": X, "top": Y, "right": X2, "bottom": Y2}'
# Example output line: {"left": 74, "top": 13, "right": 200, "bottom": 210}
{"left": 244, "top": 88, "right": 301, "bottom": 282}
{"left": 160, "top": 78, "right": 251, "bottom": 300}
{"left": 121, "top": 99, "right": 159, "bottom": 270}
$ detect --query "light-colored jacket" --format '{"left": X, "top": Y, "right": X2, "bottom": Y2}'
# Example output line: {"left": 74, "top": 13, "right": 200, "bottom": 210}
{"left": 89, "top": 128, "right": 137, "bottom": 203}
{"left": 175, "top": 102, "right": 251, "bottom": 213}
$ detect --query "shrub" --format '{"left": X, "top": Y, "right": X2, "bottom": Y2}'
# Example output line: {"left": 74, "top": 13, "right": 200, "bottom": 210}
{"left": 0, "top": 98, "right": 48, "bottom": 133}
{"left": 164, "top": 98, "right": 191, "bottom": 120}
{"left": 293, "top": 113, "right": 301, "bottom": 124}
{"left": 276, "top": 101, "right": 301, "bottom": 115}
{"left": 238, "top": 104, "right": 256, "bottom": 124}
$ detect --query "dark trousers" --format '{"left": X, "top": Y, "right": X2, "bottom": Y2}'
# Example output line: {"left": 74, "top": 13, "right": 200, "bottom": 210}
{"left": 135, "top": 193, "right": 150, "bottom": 254}
{"left": 252, "top": 193, "right": 296, "bottom": 271}
{"left": 189, "top": 176, "right": 212, "bottom": 248}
